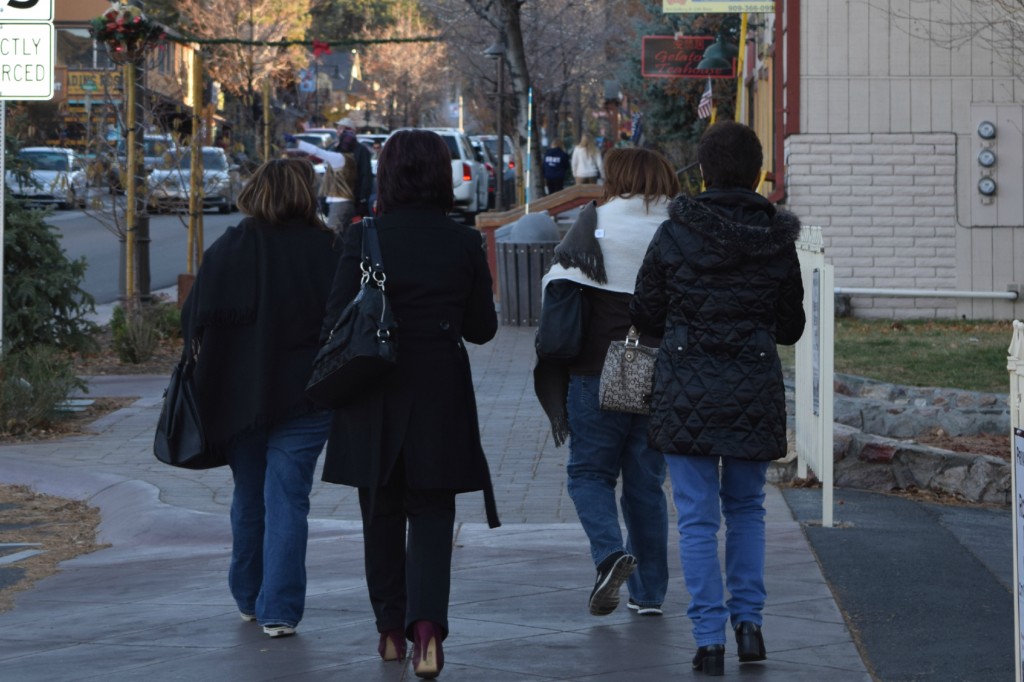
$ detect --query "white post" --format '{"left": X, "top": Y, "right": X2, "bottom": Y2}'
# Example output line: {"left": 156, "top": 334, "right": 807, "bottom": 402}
{"left": 1, "top": 99, "right": 5, "bottom": 350}
{"left": 1007, "top": 320, "right": 1024, "bottom": 682}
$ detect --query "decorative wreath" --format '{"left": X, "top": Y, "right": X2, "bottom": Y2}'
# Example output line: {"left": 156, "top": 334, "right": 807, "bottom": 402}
{"left": 89, "top": 4, "right": 166, "bottom": 63}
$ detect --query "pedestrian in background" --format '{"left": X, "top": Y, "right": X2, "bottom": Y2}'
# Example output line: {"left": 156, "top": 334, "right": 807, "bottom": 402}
{"left": 543, "top": 138, "right": 571, "bottom": 194}
{"left": 630, "top": 121, "right": 806, "bottom": 676}
{"left": 180, "top": 158, "right": 340, "bottom": 639}
{"left": 535, "top": 147, "right": 680, "bottom": 619}
{"left": 571, "top": 133, "right": 603, "bottom": 185}
{"left": 320, "top": 129, "right": 500, "bottom": 679}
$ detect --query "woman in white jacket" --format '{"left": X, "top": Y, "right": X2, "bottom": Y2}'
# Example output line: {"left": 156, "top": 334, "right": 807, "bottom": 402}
{"left": 571, "top": 133, "right": 603, "bottom": 184}
{"left": 535, "top": 147, "right": 679, "bottom": 618}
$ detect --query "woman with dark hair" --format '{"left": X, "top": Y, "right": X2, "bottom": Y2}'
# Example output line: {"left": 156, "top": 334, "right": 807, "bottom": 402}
{"left": 320, "top": 129, "right": 500, "bottom": 679}
{"left": 630, "top": 121, "right": 805, "bottom": 675}
{"left": 535, "top": 147, "right": 679, "bottom": 619}
{"left": 179, "top": 158, "right": 339, "bottom": 638}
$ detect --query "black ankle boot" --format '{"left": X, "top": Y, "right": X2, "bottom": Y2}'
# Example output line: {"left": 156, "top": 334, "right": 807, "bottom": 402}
{"left": 692, "top": 644, "right": 725, "bottom": 676}
{"left": 735, "top": 621, "right": 767, "bottom": 662}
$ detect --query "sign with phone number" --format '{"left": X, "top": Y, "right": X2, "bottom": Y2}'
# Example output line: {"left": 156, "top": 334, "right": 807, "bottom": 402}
{"left": 663, "top": 0, "right": 775, "bottom": 13}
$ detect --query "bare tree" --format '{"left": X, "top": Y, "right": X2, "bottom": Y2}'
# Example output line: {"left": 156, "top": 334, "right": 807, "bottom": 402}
{"left": 172, "top": 0, "right": 314, "bottom": 154}
{"left": 422, "top": 0, "right": 633, "bottom": 199}
{"left": 360, "top": 2, "right": 451, "bottom": 129}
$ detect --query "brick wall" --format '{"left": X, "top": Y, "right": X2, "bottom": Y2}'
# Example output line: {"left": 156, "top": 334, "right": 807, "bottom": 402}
{"left": 782, "top": 133, "right": 958, "bottom": 319}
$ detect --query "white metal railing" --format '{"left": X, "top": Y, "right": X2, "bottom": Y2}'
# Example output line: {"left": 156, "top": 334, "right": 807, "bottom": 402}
{"left": 835, "top": 287, "right": 1018, "bottom": 301}
{"left": 1006, "top": 320, "right": 1024, "bottom": 680}
{"left": 794, "top": 226, "right": 835, "bottom": 528}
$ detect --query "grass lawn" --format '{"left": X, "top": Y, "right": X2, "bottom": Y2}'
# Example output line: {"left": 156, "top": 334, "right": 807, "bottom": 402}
{"left": 777, "top": 319, "right": 1014, "bottom": 393}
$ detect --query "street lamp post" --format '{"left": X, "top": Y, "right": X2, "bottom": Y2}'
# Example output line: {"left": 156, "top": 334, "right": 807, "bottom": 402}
{"left": 484, "top": 39, "right": 506, "bottom": 211}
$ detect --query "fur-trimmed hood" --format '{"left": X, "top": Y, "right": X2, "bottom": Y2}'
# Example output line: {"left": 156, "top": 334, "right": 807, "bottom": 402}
{"left": 667, "top": 188, "right": 801, "bottom": 270}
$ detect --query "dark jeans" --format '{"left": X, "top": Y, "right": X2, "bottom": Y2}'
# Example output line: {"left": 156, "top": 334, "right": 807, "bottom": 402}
{"left": 359, "top": 459, "right": 457, "bottom": 639}
{"left": 546, "top": 177, "right": 566, "bottom": 194}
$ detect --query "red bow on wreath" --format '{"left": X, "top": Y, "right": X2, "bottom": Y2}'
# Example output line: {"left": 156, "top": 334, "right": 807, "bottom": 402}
{"left": 312, "top": 40, "right": 332, "bottom": 59}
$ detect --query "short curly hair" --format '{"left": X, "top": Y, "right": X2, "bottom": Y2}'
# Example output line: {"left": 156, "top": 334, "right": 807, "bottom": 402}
{"left": 697, "top": 121, "right": 763, "bottom": 190}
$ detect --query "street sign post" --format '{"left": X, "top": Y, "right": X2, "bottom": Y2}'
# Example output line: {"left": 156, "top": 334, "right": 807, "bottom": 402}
{"left": 0, "top": 0, "right": 55, "bottom": 347}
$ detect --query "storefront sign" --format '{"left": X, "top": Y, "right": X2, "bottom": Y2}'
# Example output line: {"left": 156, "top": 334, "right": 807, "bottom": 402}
{"left": 66, "top": 69, "right": 123, "bottom": 97}
{"left": 663, "top": 0, "right": 775, "bottom": 12}
{"left": 642, "top": 36, "right": 736, "bottom": 79}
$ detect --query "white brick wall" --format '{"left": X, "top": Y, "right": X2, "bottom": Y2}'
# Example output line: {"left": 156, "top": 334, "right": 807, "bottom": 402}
{"left": 781, "top": 132, "right": 958, "bottom": 319}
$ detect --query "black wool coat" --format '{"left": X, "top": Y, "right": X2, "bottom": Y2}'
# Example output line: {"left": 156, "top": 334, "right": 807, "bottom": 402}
{"left": 320, "top": 208, "right": 499, "bottom": 523}
{"left": 630, "top": 188, "right": 806, "bottom": 461}
{"left": 181, "top": 218, "right": 340, "bottom": 456}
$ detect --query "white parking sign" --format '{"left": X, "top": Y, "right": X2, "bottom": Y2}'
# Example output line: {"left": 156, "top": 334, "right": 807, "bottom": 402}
{"left": 0, "top": 0, "right": 52, "bottom": 22}
{"left": 0, "top": 22, "right": 52, "bottom": 99}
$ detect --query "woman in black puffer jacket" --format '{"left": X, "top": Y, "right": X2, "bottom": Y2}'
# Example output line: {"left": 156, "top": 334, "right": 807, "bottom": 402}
{"left": 630, "top": 121, "right": 805, "bottom": 676}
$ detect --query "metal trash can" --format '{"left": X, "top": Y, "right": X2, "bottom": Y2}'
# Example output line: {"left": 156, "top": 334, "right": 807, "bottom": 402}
{"left": 496, "top": 213, "right": 560, "bottom": 326}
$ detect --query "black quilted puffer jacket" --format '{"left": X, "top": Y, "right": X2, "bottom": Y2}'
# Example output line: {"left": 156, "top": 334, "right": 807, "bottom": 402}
{"left": 629, "top": 188, "right": 806, "bottom": 461}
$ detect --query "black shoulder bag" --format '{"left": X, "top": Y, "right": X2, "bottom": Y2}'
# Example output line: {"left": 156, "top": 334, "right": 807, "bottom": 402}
{"left": 305, "top": 217, "right": 398, "bottom": 408}
{"left": 154, "top": 334, "right": 224, "bottom": 469}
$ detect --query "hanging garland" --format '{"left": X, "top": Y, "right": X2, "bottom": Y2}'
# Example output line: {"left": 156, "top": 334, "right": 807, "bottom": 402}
{"left": 162, "top": 33, "right": 441, "bottom": 49}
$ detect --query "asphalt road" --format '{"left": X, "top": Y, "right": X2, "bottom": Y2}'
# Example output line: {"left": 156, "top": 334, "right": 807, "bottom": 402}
{"left": 44, "top": 201, "right": 238, "bottom": 305}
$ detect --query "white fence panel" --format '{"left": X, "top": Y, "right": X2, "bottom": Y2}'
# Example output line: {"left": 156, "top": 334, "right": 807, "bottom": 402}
{"left": 794, "top": 226, "right": 834, "bottom": 528}
{"left": 1007, "top": 320, "right": 1024, "bottom": 681}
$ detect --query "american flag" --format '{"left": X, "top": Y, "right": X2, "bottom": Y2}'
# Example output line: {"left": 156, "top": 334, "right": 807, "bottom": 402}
{"left": 697, "top": 78, "right": 713, "bottom": 120}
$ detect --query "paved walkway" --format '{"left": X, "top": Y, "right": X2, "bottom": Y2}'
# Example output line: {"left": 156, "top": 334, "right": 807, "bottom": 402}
{"left": 0, "top": 323, "right": 965, "bottom": 681}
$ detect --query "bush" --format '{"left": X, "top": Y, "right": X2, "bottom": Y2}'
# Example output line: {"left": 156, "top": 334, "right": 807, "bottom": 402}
{"left": 110, "top": 299, "right": 179, "bottom": 364}
{"left": 3, "top": 185, "right": 98, "bottom": 353}
{"left": 0, "top": 346, "right": 86, "bottom": 437}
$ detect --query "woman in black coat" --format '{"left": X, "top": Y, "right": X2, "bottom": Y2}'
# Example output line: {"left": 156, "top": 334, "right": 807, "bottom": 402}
{"left": 630, "top": 122, "right": 805, "bottom": 676}
{"left": 180, "top": 158, "right": 339, "bottom": 639}
{"left": 320, "top": 129, "right": 499, "bottom": 679}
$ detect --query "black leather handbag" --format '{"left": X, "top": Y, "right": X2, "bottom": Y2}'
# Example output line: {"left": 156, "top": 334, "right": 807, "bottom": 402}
{"left": 305, "top": 218, "right": 398, "bottom": 409}
{"left": 153, "top": 336, "right": 223, "bottom": 469}
{"left": 535, "top": 279, "right": 589, "bottom": 362}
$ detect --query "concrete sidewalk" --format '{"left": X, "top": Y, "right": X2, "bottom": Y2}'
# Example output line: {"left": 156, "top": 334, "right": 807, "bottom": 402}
{"left": 0, "top": 324, "right": 877, "bottom": 681}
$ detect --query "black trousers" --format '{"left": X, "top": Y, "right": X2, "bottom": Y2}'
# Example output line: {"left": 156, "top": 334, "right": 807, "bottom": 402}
{"left": 546, "top": 177, "right": 565, "bottom": 194}
{"left": 358, "top": 463, "right": 456, "bottom": 640}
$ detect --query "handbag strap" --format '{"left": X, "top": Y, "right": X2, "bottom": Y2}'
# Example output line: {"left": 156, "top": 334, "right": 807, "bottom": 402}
{"left": 625, "top": 325, "right": 640, "bottom": 348}
{"left": 362, "top": 217, "right": 385, "bottom": 273}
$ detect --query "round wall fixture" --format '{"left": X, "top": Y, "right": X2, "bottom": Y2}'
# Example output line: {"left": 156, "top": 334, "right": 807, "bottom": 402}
{"left": 978, "top": 149, "right": 997, "bottom": 167}
{"left": 977, "top": 120, "right": 996, "bottom": 139}
{"left": 978, "top": 176, "right": 997, "bottom": 196}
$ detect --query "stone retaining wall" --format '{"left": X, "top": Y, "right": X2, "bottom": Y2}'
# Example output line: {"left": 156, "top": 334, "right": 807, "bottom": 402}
{"left": 773, "top": 375, "right": 1012, "bottom": 504}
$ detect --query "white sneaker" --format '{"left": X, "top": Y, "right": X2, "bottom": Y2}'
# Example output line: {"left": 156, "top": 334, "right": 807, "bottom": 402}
{"left": 627, "top": 599, "right": 663, "bottom": 616}
{"left": 263, "top": 624, "right": 296, "bottom": 638}
{"left": 239, "top": 611, "right": 256, "bottom": 622}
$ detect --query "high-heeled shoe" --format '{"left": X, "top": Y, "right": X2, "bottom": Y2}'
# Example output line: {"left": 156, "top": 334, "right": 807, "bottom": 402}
{"left": 411, "top": 620, "right": 444, "bottom": 679}
{"left": 735, "top": 621, "right": 767, "bottom": 662}
{"left": 692, "top": 644, "right": 725, "bottom": 676}
{"left": 377, "top": 629, "right": 406, "bottom": 662}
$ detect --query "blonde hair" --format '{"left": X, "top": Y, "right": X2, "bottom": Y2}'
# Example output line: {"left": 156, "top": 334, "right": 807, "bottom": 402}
{"left": 601, "top": 147, "right": 680, "bottom": 208}
{"left": 578, "top": 133, "right": 597, "bottom": 155}
{"left": 235, "top": 158, "right": 327, "bottom": 230}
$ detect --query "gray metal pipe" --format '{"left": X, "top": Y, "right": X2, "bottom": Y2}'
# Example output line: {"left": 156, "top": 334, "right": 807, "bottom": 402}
{"left": 834, "top": 287, "right": 1019, "bottom": 301}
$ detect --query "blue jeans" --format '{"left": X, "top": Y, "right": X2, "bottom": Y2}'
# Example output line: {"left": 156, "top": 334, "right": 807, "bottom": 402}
{"left": 226, "top": 411, "right": 331, "bottom": 628}
{"left": 666, "top": 455, "right": 770, "bottom": 647}
{"left": 566, "top": 375, "right": 668, "bottom": 607}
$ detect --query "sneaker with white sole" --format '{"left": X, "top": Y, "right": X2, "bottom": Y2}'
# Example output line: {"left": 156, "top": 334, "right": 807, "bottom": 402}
{"left": 239, "top": 611, "right": 257, "bottom": 622}
{"left": 262, "top": 623, "right": 296, "bottom": 638}
{"left": 627, "top": 599, "right": 663, "bottom": 616}
{"left": 588, "top": 551, "right": 637, "bottom": 616}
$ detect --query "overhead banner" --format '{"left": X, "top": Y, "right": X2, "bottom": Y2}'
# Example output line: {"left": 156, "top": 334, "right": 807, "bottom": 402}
{"left": 663, "top": 0, "right": 775, "bottom": 12}
{"left": 642, "top": 36, "right": 736, "bottom": 79}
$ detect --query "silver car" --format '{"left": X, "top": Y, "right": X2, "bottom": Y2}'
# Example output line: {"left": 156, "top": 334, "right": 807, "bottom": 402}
{"left": 6, "top": 147, "right": 88, "bottom": 210}
{"left": 148, "top": 146, "right": 242, "bottom": 214}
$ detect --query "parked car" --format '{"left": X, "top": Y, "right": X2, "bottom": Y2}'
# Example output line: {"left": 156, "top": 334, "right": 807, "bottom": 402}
{"left": 470, "top": 135, "right": 516, "bottom": 210}
{"left": 6, "top": 147, "right": 88, "bottom": 209}
{"left": 301, "top": 127, "right": 339, "bottom": 148}
{"left": 148, "top": 146, "right": 243, "bottom": 214}
{"left": 474, "top": 134, "right": 517, "bottom": 181}
{"left": 395, "top": 128, "right": 488, "bottom": 218}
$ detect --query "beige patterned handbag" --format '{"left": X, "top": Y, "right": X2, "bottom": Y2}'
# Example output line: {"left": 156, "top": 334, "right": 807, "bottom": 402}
{"left": 598, "top": 326, "right": 658, "bottom": 415}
